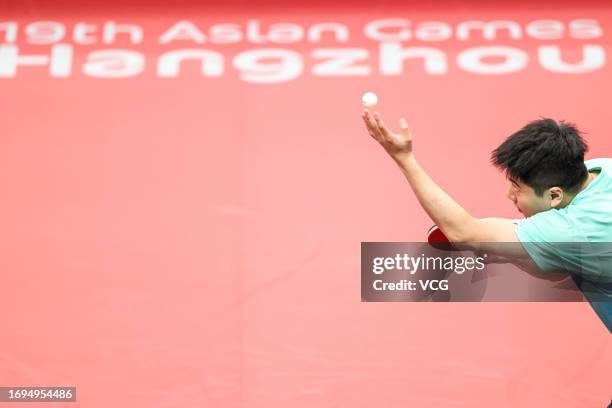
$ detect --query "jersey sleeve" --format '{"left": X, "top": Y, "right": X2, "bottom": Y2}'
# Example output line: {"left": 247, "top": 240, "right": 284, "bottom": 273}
{"left": 514, "top": 211, "right": 583, "bottom": 272}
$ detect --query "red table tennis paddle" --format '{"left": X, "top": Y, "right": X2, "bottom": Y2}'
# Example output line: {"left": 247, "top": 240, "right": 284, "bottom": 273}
{"left": 427, "top": 225, "right": 454, "bottom": 249}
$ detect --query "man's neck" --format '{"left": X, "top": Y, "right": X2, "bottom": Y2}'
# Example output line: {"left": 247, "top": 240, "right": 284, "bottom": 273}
{"left": 561, "top": 171, "right": 598, "bottom": 207}
{"left": 581, "top": 170, "right": 599, "bottom": 192}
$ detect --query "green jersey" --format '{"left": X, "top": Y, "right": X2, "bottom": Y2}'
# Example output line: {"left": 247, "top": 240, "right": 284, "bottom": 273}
{"left": 514, "top": 158, "right": 612, "bottom": 331}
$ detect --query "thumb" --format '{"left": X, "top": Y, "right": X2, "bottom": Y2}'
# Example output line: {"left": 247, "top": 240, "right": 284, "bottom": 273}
{"left": 399, "top": 118, "right": 410, "bottom": 136}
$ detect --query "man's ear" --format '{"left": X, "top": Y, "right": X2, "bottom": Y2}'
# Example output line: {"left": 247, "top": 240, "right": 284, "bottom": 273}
{"left": 549, "top": 187, "right": 564, "bottom": 208}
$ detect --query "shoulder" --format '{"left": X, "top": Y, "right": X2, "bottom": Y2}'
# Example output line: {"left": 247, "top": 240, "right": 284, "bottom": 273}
{"left": 585, "top": 157, "right": 612, "bottom": 170}
{"left": 515, "top": 210, "right": 582, "bottom": 243}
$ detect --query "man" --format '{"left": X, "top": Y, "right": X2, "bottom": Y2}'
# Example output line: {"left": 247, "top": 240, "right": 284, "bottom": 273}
{"left": 361, "top": 110, "right": 611, "bottom": 331}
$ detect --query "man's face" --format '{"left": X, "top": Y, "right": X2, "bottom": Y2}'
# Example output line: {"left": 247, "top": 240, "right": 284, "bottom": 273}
{"left": 506, "top": 177, "right": 552, "bottom": 217}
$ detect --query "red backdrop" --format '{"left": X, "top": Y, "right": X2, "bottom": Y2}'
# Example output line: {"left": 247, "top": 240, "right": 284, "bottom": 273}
{"left": 1, "top": 1, "right": 611, "bottom": 407}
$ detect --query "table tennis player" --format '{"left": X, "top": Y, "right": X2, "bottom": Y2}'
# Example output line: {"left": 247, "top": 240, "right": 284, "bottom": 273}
{"left": 361, "top": 110, "right": 611, "bottom": 331}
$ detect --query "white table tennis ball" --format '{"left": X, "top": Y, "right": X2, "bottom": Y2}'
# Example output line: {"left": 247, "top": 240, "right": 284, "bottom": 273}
{"left": 361, "top": 91, "right": 378, "bottom": 108}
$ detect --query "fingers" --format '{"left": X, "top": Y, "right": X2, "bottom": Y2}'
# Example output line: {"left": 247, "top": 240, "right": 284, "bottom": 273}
{"left": 399, "top": 117, "right": 411, "bottom": 137}
{"left": 362, "top": 110, "right": 410, "bottom": 145}
{"left": 373, "top": 111, "right": 392, "bottom": 140}
{"left": 362, "top": 110, "right": 383, "bottom": 142}
{"left": 361, "top": 111, "right": 376, "bottom": 139}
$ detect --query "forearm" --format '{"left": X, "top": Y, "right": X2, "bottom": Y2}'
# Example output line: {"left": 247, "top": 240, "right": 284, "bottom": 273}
{"left": 361, "top": 110, "right": 517, "bottom": 245}
{"left": 394, "top": 155, "right": 474, "bottom": 242}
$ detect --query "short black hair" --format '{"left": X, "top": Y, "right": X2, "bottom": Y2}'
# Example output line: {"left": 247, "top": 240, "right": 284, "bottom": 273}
{"left": 491, "top": 118, "right": 588, "bottom": 196}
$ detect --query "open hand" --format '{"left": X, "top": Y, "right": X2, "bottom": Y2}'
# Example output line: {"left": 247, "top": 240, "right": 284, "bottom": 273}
{"left": 361, "top": 110, "right": 413, "bottom": 162}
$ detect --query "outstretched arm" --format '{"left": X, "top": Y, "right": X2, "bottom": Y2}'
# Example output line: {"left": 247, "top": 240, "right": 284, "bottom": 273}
{"left": 361, "top": 110, "right": 526, "bottom": 256}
